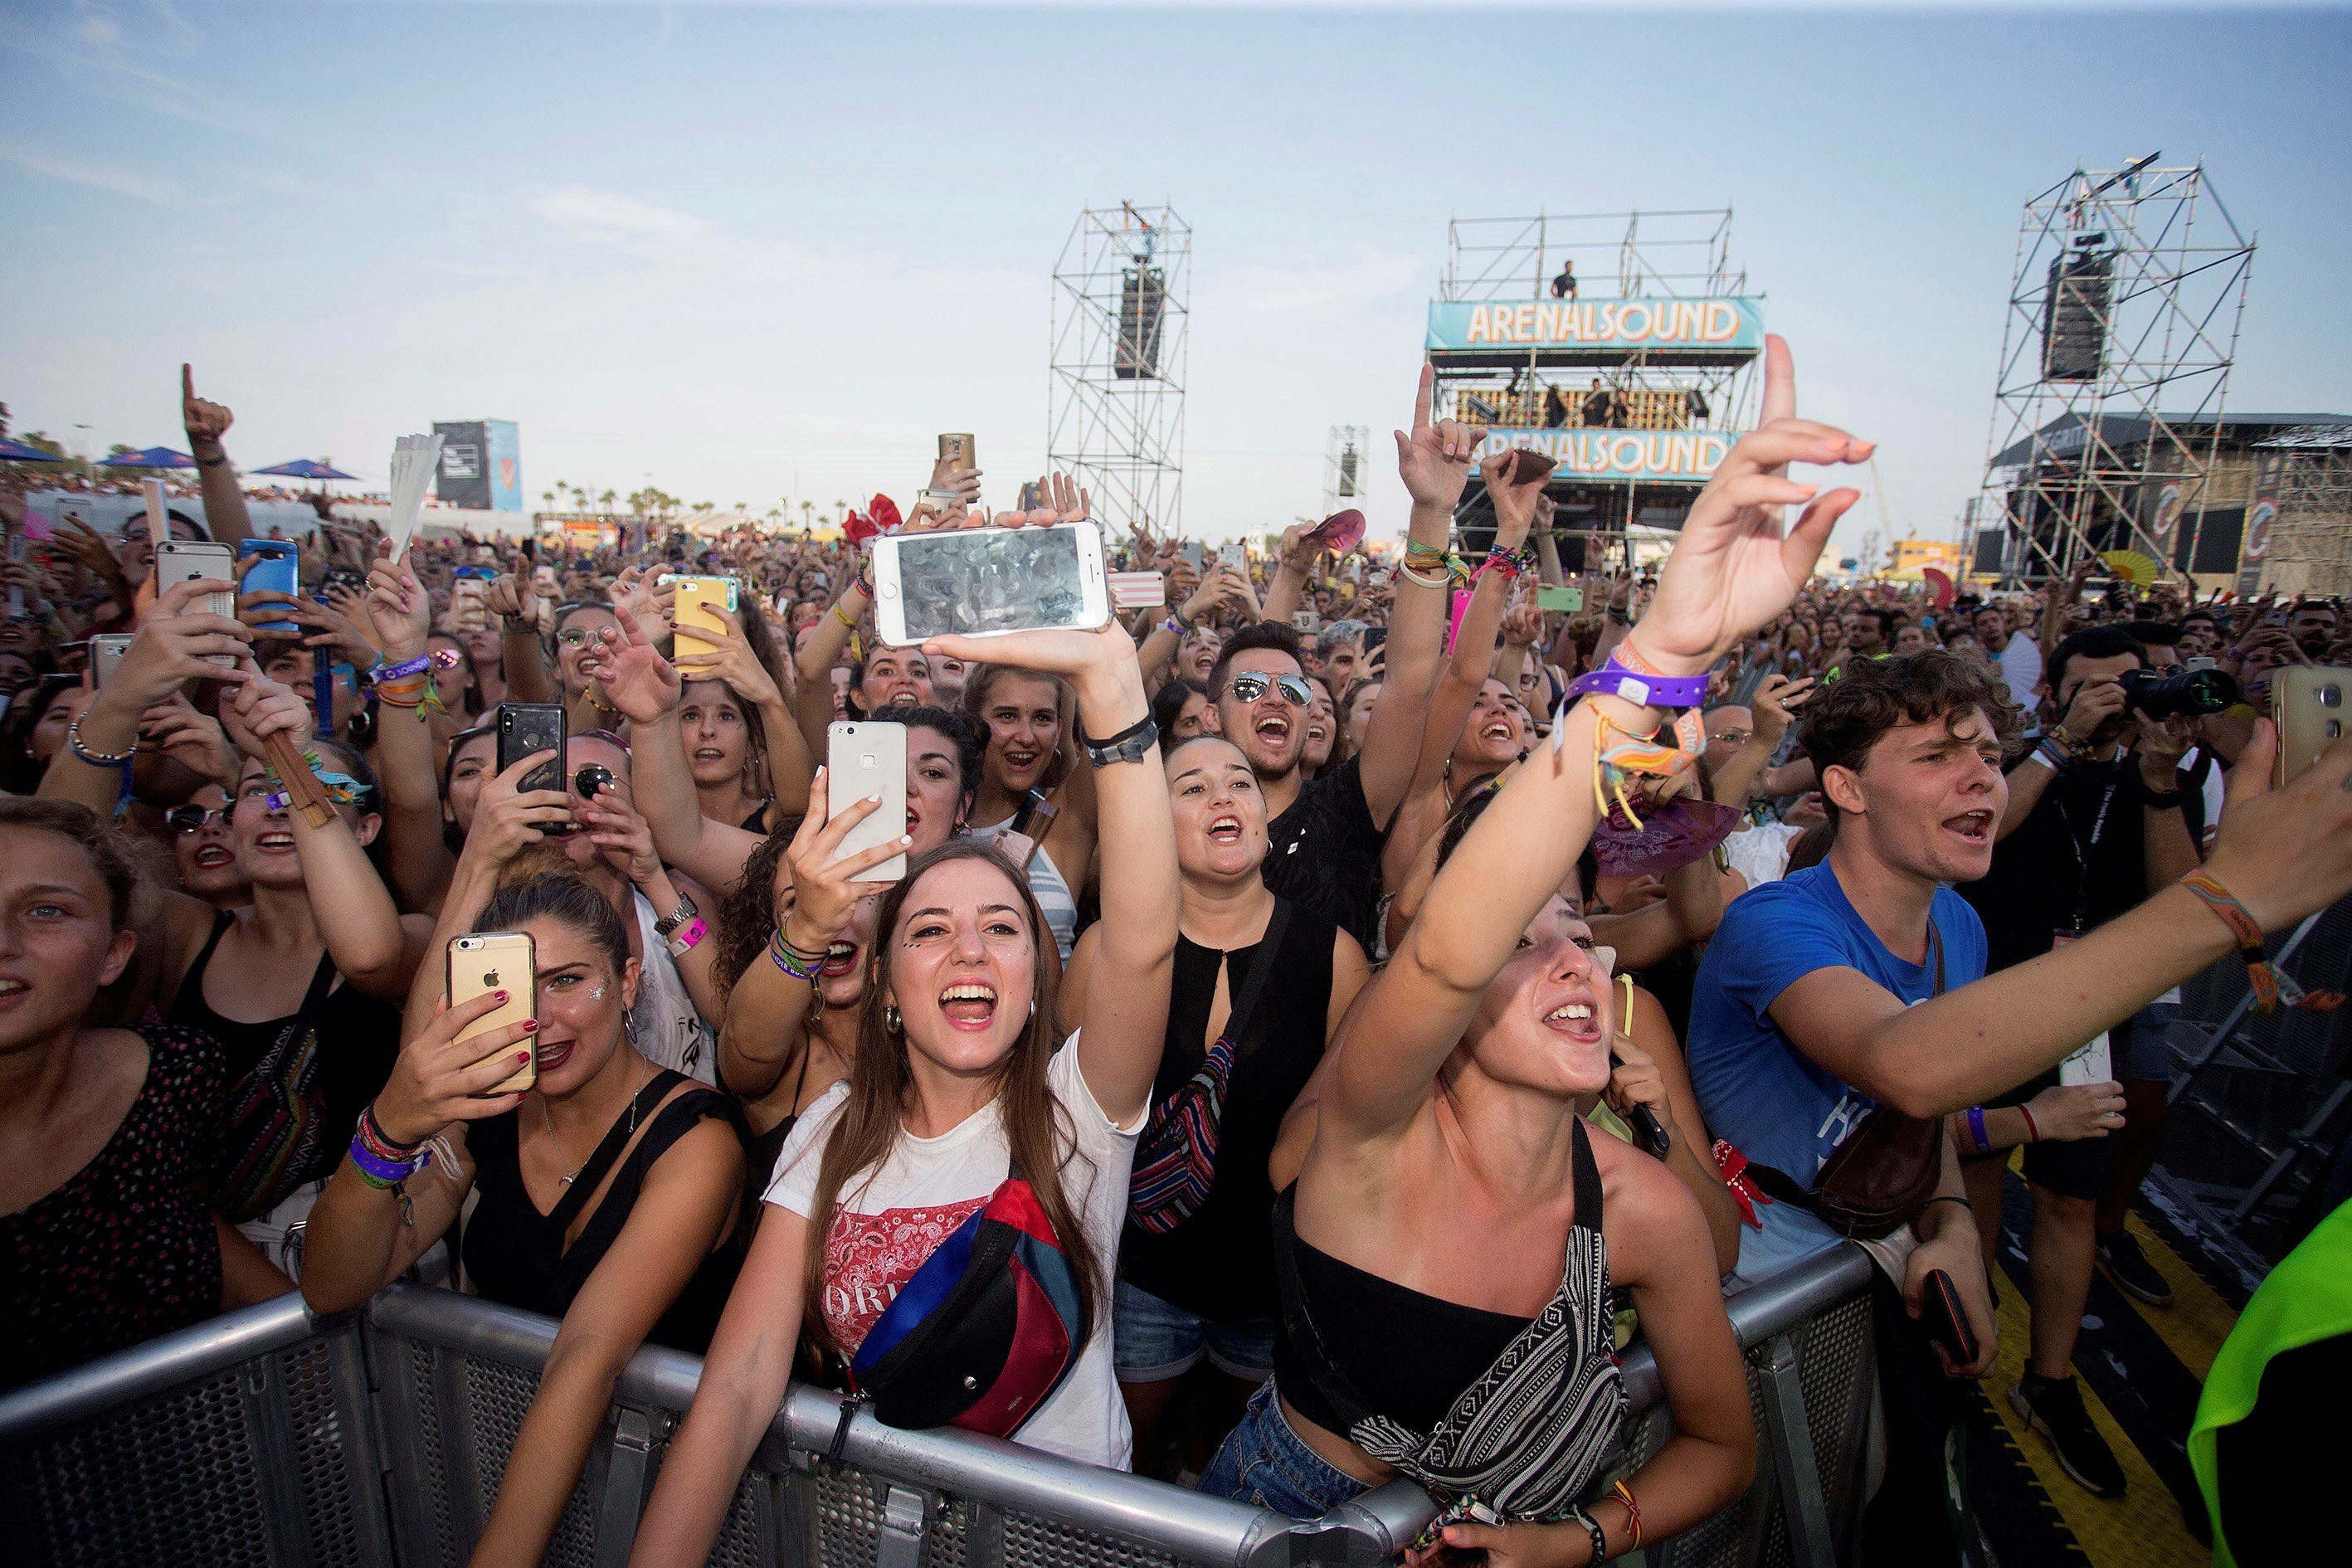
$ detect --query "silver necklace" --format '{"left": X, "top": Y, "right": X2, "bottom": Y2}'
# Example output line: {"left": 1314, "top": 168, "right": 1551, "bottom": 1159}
{"left": 538, "top": 1052, "right": 650, "bottom": 1190}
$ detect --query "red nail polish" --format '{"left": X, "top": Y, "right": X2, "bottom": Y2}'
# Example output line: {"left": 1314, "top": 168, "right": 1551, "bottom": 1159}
{"left": 516, "top": 1050, "right": 531, "bottom": 1064}
{"left": 521, "top": 1019, "right": 539, "bottom": 1032}
{"left": 494, "top": 989, "right": 507, "bottom": 1000}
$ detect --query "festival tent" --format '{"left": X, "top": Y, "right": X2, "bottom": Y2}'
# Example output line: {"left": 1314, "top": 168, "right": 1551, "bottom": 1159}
{"left": 253, "top": 460, "right": 361, "bottom": 481}
{"left": 96, "top": 446, "right": 197, "bottom": 469}
{"left": 0, "top": 439, "right": 65, "bottom": 463}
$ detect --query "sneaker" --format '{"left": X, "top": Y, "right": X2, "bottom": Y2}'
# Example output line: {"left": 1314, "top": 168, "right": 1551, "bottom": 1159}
{"left": 2097, "top": 1230, "right": 2174, "bottom": 1307}
{"left": 2009, "top": 1375, "right": 2126, "bottom": 1497}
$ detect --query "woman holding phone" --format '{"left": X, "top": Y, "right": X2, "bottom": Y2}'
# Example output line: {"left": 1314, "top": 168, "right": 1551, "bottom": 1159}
{"left": 628, "top": 549, "right": 1180, "bottom": 1562}
{"left": 962, "top": 663, "right": 1096, "bottom": 959}
{"left": 302, "top": 871, "right": 746, "bottom": 1568}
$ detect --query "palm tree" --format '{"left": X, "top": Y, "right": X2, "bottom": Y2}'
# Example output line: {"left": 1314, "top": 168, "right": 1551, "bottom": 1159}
{"left": 599, "top": 489, "right": 616, "bottom": 517}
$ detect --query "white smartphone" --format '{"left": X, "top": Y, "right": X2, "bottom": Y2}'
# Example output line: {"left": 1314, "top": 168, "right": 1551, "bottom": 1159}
{"left": 1219, "top": 543, "right": 1247, "bottom": 573}
{"left": 868, "top": 522, "right": 1108, "bottom": 646}
{"left": 91, "top": 633, "right": 134, "bottom": 689}
{"left": 153, "top": 540, "right": 237, "bottom": 667}
{"left": 2057, "top": 1032, "right": 2112, "bottom": 1088}
{"left": 827, "top": 720, "right": 908, "bottom": 884}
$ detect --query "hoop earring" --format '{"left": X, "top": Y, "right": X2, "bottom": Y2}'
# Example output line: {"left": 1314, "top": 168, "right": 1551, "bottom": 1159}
{"left": 884, "top": 1003, "right": 902, "bottom": 1035}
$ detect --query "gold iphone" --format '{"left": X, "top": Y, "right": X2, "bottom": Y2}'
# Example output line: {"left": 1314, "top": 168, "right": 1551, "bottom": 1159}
{"left": 449, "top": 932, "right": 537, "bottom": 1095}
{"left": 2272, "top": 665, "right": 2345, "bottom": 787}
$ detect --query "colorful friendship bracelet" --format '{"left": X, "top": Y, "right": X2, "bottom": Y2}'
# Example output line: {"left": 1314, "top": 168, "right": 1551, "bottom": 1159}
{"left": 66, "top": 713, "right": 136, "bottom": 767}
{"left": 768, "top": 928, "right": 825, "bottom": 982}
{"left": 2180, "top": 871, "right": 2281, "bottom": 1013}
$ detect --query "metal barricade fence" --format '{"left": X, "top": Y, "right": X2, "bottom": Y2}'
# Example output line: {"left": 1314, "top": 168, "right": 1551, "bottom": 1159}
{"left": 1, "top": 1247, "right": 1873, "bottom": 1568}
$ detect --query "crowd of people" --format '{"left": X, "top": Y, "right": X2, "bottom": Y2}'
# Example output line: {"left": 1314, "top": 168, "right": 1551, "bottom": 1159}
{"left": 3, "top": 340, "right": 2348, "bottom": 1568}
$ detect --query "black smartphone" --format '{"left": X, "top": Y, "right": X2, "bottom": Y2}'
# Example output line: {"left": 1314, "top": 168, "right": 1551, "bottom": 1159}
{"left": 1922, "top": 1269, "right": 1979, "bottom": 1367}
{"left": 497, "top": 702, "right": 567, "bottom": 806}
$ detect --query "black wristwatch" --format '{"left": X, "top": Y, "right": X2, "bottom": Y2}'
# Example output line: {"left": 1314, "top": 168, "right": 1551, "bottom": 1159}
{"left": 654, "top": 892, "right": 699, "bottom": 937}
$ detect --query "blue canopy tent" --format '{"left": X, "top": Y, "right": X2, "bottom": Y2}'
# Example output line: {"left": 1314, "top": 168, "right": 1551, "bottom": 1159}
{"left": 253, "top": 459, "right": 360, "bottom": 481}
{"left": 0, "top": 439, "right": 65, "bottom": 463}
{"left": 96, "top": 446, "right": 197, "bottom": 470}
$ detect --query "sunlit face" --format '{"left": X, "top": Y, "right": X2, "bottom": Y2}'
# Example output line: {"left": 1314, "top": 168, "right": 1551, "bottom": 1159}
{"left": 520, "top": 915, "right": 640, "bottom": 1098}
{"left": 1454, "top": 679, "right": 1523, "bottom": 770}
{"left": 446, "top": 730, "right": 497, "bottom": 835}
{"left": 1181, "top": 628, "right": 1222, "bottom": 683}
{"left": 171, "top": 782, "right": 246, "bottom": 901}
{"left": 1166, "top": 737, "right": 1268, "bottom": 880}
{"left": 234, "top": 755, "right": 380, "bottom": 889}
{"left": 883, "top": 857, "right": 1039, "bottom": 1080}
{"left": 1459, "top": 911, "right": 1612, "bottom": 1098}
{"left": 553, "top": 606, "right": 618, "bottom": 695}
{"left": 0, "top": 825, "right": 136, "bottom": 1051}
{"left": 977, "top": 673, "right": 1062, "bottom": 797}
{"left": 120, "top": 513, "right": 201, "bottom": 587}
{"left": 1303, "top": 678, "right": 1337, "bottom": 771}
{"left": 1826, "top": 708, "right": 2007, "bottom": 887}
{"left": 1215, "top": 648, "right": 1308, "bottom": 778}
{"left": 859, "top": 648, "right": 933, "bottom": 713}
{"left": 679, "top": 679, "right": 749, "bottom": 786}
{"left": 905, "top": 723, "right": 967, "bottom": 853}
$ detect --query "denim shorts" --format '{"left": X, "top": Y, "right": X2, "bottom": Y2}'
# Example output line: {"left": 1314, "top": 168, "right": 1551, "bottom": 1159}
{"left": 1197, "top": 1380, "right": 1368, "bottom": 1520}
{"left": 1113, "top": 1277, "right": 1279, "bottom": 1382}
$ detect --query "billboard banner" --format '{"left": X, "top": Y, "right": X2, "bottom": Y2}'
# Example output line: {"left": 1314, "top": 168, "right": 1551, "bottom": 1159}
{"left": 433, "top": 421, "right": 489, "bottom": 510}
{"left": 2243, "top": 451, "right": 2283, "bottom": 563}
{"left": 485, "top": 420, "right": 523, "bottom": 513}
{"left": 1427, "top": 297, "right": 1764, "bottom": 354}
{"left": 1477, "top": 427, "right": 1734, "bottom": 485}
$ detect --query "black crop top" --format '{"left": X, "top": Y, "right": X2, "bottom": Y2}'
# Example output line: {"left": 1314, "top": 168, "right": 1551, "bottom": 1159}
{"left": 463, "top": 1069, "right": 746, "bottom": 1354}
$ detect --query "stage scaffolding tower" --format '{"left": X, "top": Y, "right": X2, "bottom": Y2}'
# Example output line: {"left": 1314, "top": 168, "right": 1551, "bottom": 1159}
{"left": 1322, "top": 426, "right": 1369, "bottom": 518}
{"left": 1049, "top": 204, "right": 1191, "bottom": 541}
{"left": 1974, "top": 157, "right": 2255, "bottom": 585}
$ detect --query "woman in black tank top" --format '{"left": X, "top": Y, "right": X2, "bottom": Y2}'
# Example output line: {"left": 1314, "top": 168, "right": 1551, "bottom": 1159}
{"left": 1061, "top": 734, "right": 1368, "bottom": 1478}
{"left": 303, "top": 874, "right": 745, "bottom": 1568}
{"left": 1200, "top": 441, "right": 1765, "bottom": 1561}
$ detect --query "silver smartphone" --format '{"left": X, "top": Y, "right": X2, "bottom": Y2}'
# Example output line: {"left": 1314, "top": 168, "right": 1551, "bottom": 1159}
{"left": 91, "top": 633, "right": 134, "bottom": 689}
{"left": 827, "top": 720, "right": 908, "bottom": 884}
{"left": 153, "top": 539, "right": 237, "bottom": 667}
{"left": 868, "top": 522, "right": 1109, "bottom": 645}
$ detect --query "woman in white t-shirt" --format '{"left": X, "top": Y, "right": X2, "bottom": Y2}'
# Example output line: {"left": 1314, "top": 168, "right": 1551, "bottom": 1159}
{"left": 631, "top": 563, "right": 1179, "bottom": 1566}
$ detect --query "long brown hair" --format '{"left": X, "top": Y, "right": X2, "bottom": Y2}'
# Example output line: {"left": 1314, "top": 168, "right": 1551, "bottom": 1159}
{"left": 797, "top": 840, "right": 1102, "bottom": 1356}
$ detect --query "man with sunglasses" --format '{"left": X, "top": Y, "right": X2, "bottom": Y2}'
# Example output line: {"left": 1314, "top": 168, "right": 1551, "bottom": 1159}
{"left": 1202, "top": 367, "right": 1495, "bottom": 947}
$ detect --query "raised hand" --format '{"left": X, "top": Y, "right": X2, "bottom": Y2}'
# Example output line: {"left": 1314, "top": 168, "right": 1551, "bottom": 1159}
{"left": 1395, "top": 363, "right": 1485, "bottom": 512}
{"left": 1501, "top": 589, "right": 1544, "bottom": 650}
{"left": 365, "top": 542, "right": 432, "bottom": 660}
{"left": 372, "top": 991, "right": 538, "bottom": 1143}
{"left": 470, "top": 751, "right": 573, "bottom": 861}
{"left": 181, "top": 364, "right": 234, "bottom": 450}
{"left": 1751, "top": 673, "right": 1813, "bottom": 747}
{"left": 95, "top": 578, "right": 252, "bottom": 713}
{"left": 1637, "top": 337, "right": 1869, "bottom": 674}
{"left": 575, "top": 779, "right": 662, "bottom": 885}
{"left": 139, "top": 694, "right": 240, "bottom": 785}
{"left": 1478, "top": 449, "right": 1548, "bottom": 547}
{"left": 221, "top": 667, "right": 316, "bottom": 757}
{"left": 485, "top": 570, "right": 537, "bottom": 627}
{"left": 784, "top": 767, "right": 910, "bottom": 927}
{"left": 577, "top": 601, "right": 682, "bottom": 723}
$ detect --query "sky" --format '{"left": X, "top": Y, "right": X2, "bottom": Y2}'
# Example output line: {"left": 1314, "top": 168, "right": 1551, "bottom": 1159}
{"left": 3, "top": 1, "right": 2349, "bottom": 556}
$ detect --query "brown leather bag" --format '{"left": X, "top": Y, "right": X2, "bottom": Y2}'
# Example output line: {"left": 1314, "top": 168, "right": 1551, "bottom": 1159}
{"left": 1749, "top": 928, "right": 1950, "bottom": 1240}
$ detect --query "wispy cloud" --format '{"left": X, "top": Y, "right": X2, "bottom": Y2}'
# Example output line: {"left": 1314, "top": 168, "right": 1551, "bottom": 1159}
{"left": 531, "top": 185, "right": 713, "bottom": 246}
{"left": 1, "top": 144, "right": 192, "bottom": 207}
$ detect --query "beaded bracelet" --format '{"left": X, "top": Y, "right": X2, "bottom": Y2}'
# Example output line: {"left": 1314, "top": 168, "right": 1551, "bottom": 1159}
{"left": 66, "top": 713, "right": 135, "bottom": 767}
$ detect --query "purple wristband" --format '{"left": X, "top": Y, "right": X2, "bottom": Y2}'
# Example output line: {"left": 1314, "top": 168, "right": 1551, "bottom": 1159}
{"left": 349, "top": 1134, "right": 431, "bottom": 1187}
{"left": 1965, "top": 1105, "right": 1990, "bottom": 1155}
{"left": 1567, "top": 657, "right": 1709, "bottom": 710}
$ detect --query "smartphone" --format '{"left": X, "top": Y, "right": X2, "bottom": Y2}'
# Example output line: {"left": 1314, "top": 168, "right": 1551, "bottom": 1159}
{"left": 1921, "top": 1269, "right": 1979, "bottom": 1368}
{"left": 237, "top": 539, "right": 300, "bottom": 633}
{"left": 1538, "top": 585, "right": 1585, "bottom": 613}
{"left": 1292, "top": 610, "right": 1320, "bottom": 634}
{"left": 154, "top": 540, "right": 237, "bottom": 667}
{"left": 449, "top": 932, "right": 537, "bottom": 1096}
{"left": 497, "top": 702, "right": 567, "bottom": 805}
{"left": 660, "top": 573, "right": 739, "bottom": 661}
{"left": 869, "top": 522, "right": 1109, "bottom": 645}
{"left": 1181, "top": 541, "right": 1206, "bottom": 573}
{"left": 1360, "top": 624, "right": 1388, "bottom": 668}
{"left": 828, "top": 721, "right": 908, "bottom": 883}
{"left": 1220, "top": 543, "right": 1247, "bottom": 573}
{"left": 2272, "top": 666, "right": 2342, "bottom": 786}
{"left": 91, "top": 633, "right": 134, "bottom": 689}
{"left": 2057, "top": 1031, "right": 2112, "bottom": 1088}
{"left": 1507, "top": 449, "right": 1558, "bottom": 486}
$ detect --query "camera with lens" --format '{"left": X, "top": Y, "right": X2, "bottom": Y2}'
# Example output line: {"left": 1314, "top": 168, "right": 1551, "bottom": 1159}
{"left": 2117, "top": 661, "right": 2238, "bottom": 720}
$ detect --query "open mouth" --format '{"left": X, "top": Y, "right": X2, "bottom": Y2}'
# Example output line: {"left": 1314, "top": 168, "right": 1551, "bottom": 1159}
{"left": 533, "top": 1036, "right": 574, "bottom": 1074}
{"left": 1943, "top": 810, "right": 1993, "bottom": 847}
{"left": 1541, "top": 999, "right": 1605, "bottom": 1044}
{"left": 1483, "top": 721, "right": 1514, "bottom": 744}
{"left": 821, "top": 941, "right": 859, "bottom": 977}
{"left": 692, "top": 747, "right": 727, "bottom": 764}
{"left": 1205, "top": 812, "right": 1244, "bottom": 846}
{"left": 255, "top": 830, "right": 297, "bottom": 853}
{"left": 0, "top": 977, "right": 27, "bottom": 1005}
{"left": 1305, "top": 723, "right": 1328, "bottom": 746}
{"left": 938, "top": 981, "right": 998, "bottom": 1031}
{"left": 1254, "top": 713, "right": 1292, "bottom": 745}
{"left": 1002, "top": 747, "right": 1042, "bottom": 773}
{"left": 192, "top": 845, "right": 236, "bottom": 870}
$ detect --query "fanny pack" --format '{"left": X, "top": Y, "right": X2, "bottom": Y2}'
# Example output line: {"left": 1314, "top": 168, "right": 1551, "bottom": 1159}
{"left": 1746, "top": 927, "right": 1949, "bottom": 1240}
{"left": 845, "top": 1163, "right": 1083, "bottom": 1439}
{"left": 1128, "top": 903, "right": 1290, "bottom": 1234}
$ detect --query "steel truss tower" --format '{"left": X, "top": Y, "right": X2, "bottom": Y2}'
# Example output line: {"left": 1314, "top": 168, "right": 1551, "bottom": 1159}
{"left": 1975, "top": 158, "right": 2255, "bottom": 584}
{"left": 1322, "top": 426, "right": 1369, "bottom": 518}
{"left": 1049, "top": 204, "right": 1191, "bottom": 540}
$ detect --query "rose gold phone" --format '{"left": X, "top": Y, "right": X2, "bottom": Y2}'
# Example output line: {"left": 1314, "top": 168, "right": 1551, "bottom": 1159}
{"left": 938, "top": 432, "right": 976, "bottom": 472}
{"left": 448, "top": 932, "right": 537, "bottom": 1095}
{"left": 2273, "top": 665, "right": 2344, "bottom": 786}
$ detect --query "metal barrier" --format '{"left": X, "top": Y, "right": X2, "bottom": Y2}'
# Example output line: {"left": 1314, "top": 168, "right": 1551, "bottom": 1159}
{"left": 0, "top": 1247, "right": 1873, "bottom": 1568}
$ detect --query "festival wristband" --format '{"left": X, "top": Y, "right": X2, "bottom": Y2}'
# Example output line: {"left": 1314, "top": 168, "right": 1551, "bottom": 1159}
{"left": 1567, "top": 658, "right": 1708, "bottom": 711}
{"left": 665, "top": 916, "right": 708, "bottom": 960}
{"left": 373, "top": 653, "right": 433, "bottom": 681}
{"left": 2179, "top": 872, "right": 2281, "bottom": 1013}
{"left": 1965, "top": 1105, "right": 1991, "bottom": 1154}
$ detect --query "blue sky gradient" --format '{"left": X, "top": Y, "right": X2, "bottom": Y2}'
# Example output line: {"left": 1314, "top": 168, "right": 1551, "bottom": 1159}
{"left": 3, "top": 2, "right": 2347, "bottom": 549}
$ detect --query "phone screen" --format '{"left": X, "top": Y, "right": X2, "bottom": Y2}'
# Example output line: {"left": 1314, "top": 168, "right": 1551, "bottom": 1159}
{"left": 238, "top": 541, "right": 300, "bottom": 632}
{"left": 881, "top": 526, "right": 1093, "bottom": 640}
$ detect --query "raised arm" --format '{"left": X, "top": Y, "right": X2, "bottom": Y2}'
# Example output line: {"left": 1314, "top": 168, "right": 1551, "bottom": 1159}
{"left": 1352, "top": 366, "right": 1483, "bottom": 829}
{"left": 363, "top": 546, "right": 460, "bottom": 909}
{"left": 1708, "top": 674, "right": 1810, "bottom": 807}
{"left": 589, "top": 601, "right": 765, "bottom": 894}
{"left": 673, "top": 604, "right": 816, "bottom": 817}
{"left": 485, "top": 572, "right": 557, "bottom": 704}
{"left": 181, "top": 366, "right": 255, "bottom": 550}
{"left": 1259, "top": 521, "right": 1320, "bottom": 628}
{"left": 41, "top": 578, "right": 253, "bottom": 812}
